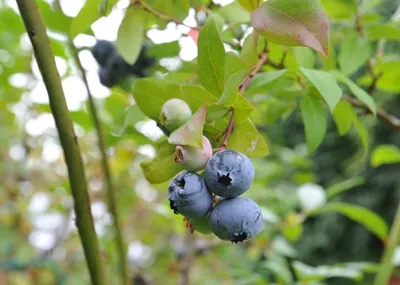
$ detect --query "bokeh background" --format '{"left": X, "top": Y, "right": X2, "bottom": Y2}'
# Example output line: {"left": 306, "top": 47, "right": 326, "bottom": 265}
{"left": 1, "top": 0, "right": 400, "bottom": 284}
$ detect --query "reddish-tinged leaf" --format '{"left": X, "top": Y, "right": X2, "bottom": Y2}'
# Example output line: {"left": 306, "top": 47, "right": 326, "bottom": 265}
{"left": 251, "top": 0, "right": 329, "bottom": 57}
{"left": 168, "top": 105, "right": 208, "bottom": 148}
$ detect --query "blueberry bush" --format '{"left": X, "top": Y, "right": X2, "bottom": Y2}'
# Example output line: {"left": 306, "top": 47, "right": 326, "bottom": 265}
{"left": 2, "top": 0, "right": 400, "bottom": 284}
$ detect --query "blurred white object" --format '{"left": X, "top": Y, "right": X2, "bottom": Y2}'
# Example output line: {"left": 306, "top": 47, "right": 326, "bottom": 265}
{"left": 297, "top": 183, "right": 327, "bottom": 210}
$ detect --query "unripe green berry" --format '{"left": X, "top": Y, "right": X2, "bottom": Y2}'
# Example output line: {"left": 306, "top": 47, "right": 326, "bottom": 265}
{"left": 174, "top": 136, "right": 212, "bottom": 172}
{"left": 189, "top": 215, "right": 212, "bottom": 235}
{"left": 160, "top": 98, "right": 192, "bottom": 132}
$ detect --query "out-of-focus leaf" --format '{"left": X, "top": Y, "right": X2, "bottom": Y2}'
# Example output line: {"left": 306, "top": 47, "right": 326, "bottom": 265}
{"left": 198, "top": 15, "right": 225, "bottom": 96}
{"left": 299, "top": 95, "right": 327, "bottom": 153}
{"left": 238, "top": 0, "right": 260, "bottom": 11}
{"left": 141, "top": 142, "right": 184, "bottom": 184}
{"left": 224, "top": 52, "right": 253, "bottom": 83}
{"left": 147, "top": 41, "right": 180, "bottom": 59}
{"left": 332, "top": 100, "right": 353, "bottom": 136}
{"left": 338, "top": 32, "right": 371, "bottom": 76}
{"left": 251, "top": 0, "right": 329, "bottom": 57}
{"left": 373, "top": 60, "right": 400, "bottom": 92}
{"left": 240, "top": 31, "right": 259, "bottom": 65}
{"left": 371, "top": 145, "right": 400, "bottom": 167}
{"left": 366, "top": 23, "right": 400, "bottom": 40}
{"left": 319, "top": 0, "right": 357, "bottom": 19}
{"left": 117, "top": 6, "right": 145, "bottom": 64}
{"left": 123, "top": 104, "right": 146, "bottom": 131}
{"left": 219, "top": 2, "right": 250, "bottom": 22}
{"left": 326, "top": 176, "right": 365, "bottom": 198}
{"left": 70, "top": 0, "right": 101, "bottom": 38}
{"left": 307, "top": 202, "right": 388, "bottom": 240}
{"left": 168, "top": 104, "right": 208, "bottom": 147}
{"left": 228, "top": 119, "right": 269, "bottom": 157}
{"left": 300, "top": 68, "right": 342, "bottom": 112}
{"left": 246, "top": 70, "right": 288, "bottom": 95}
{"left": 293, "top": 47, "right": 315, "bottom": 69}
{"left": 333, "top": 71, "right": 376, "bottom": 115}
{"left": 37, "top": 1, "right": 72, "bottom": 34}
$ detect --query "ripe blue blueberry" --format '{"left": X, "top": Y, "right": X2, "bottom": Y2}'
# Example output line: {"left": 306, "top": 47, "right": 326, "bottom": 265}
{"left": 106, "top": 52, "right": 131, "bottom": 78}
{"left": 99, "top": 67, "right": 115, "bottom": 88}
{"left": 168, "top": 171, "right": 213, "bottom": 220}
{"left": 91, "top": 40, "right": 115, "bottom": 66}
{"left": 205, "top": 149, "right": 254, "bottom": 198}
{"left": 209, "top": 197, "right": 263, "bottom": 243}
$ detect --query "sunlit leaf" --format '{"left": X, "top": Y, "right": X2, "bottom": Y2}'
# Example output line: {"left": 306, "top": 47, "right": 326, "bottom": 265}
{"left": 70, "top": 0, "right": 100, "bottom": 38}
{"left": 338, "top": 32, "right": 371, "bottom": 76}
{"left": 366, "top": 23, "right": 400, "bottom": 40}
{"left": 371, "top": 145, "right": 400, "bottom": 167}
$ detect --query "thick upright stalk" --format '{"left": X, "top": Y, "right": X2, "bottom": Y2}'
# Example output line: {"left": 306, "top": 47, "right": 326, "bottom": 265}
{"left": 15, "top": 1, "right": 106, "bottom": 284}
{"left": 69, "top": 42, "right": 129, "bottom": 285}
{"left": 374, "top": 203, "right": 400, "bottom": 285}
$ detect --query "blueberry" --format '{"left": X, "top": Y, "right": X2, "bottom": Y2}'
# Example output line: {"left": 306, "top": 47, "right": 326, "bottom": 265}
{"left": 91, "top": 40, "right": 115, "bottom": 66}
{"left": 205, "top": 149, "right": 254, "bottom": 198}
{"left": 105, "top": 52, "right": 131, "bottom": 78}
{"left": 168, "top": 171, "right": 213, "bottom": 220}
{"left": 209, "top": 197, "right": 263, "bottom": 243}
{"left": 98, "top": 67, "right": 116, "bottom": 88}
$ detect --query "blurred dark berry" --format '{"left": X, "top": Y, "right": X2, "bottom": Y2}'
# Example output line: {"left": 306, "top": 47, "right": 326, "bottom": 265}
{"left": 91, "top": 40, "right": 115, "bottom": 66}
{"left": 98, "top": 67, "right": 115, "bottom": 88}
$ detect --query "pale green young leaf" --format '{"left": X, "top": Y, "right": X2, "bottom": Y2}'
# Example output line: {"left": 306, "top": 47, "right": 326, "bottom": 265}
{"left": 338, "top": 32, "right": 371, "bottom": 76}
{"left": 293, "top": 47, "right": 315, "bottom": 69}
{"left": 70, "top": 0, "right": 100, "bottom": 38}
{"left": 371, "top": 145, "right": 400, "bottom": 167}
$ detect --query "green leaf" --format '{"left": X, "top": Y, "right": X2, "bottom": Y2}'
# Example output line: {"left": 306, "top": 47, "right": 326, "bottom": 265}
{"left": 293, "top": 47, "right": 315, "bottom": 69}
{"left": 299, "top": 95, "right": 327, "bottom": 153}
{"left": 70, "top": 0, "right": 100, "bottom": 38}
{"left": 146, "top": 41, "right": 180, "bottom": 58}
{"left": 224, "top": 52, "right": 253, "bottom": 83}
{"left": 332, "top": 100, "right": 354, "bottom": 136}
{"left": 117, "top": 7, "right": 145, "bottom": 64}
{"left": 37, "top": 1, "right": 72, "bottom": 34}
{"left": 233, "top": 95, "right": 255, "bottom": 124}
{"left": 240, "top": 31, "right": 259, "bottom": 65}
{"left": 132, "top": 79, "right": 181, "bottom": 121}
{"left": 307, "top": 202, "right": 388, "bottom": 240}
{"left": 373, "top": 60, "right": 400, "bottom": 92}
{"left": 219, "top": 70, "right": 249, "bottom": 106}
{"left": 238, "top": 0, "right": 260, "bottom": 11}
{"left": 168, "top": 104, "right": 208, "bottom": 147}
{"left": 219, "top": 1, "right": 251, "bottom": 22}
{"left": 251, "top": 0, "right": 329, "bottom": 57}
{"left": 141, "top": 142, "right": 183, "bottom": 184}
{"left": 319, "top": 0, "right": 357, "bottom": 19}
{"left": 198, "top": 15, "right": 225, "bottom": 96}
{"left": 371, "top": 145, "right": 400, "bottom": 167}
{"left": 246, "top": 70, "right": 288, "bottom": 95}
{"left": 326, "top": 176, "right": 365, "bottom": 198}
{"left": 132, "top": 79, "right": 216, "bottom": 122}
{"left": 123, "top": 104, "right": 146, "bottom": 131}
{"left": 351, "top": 110, "right": 369, "bottom": 154}
{"left": 228, "top": 119, "right": 269, "bottom": 157}
{"left": 366, "top": 23, "right": 400, "bottom": 40}
{"left": 338, "top": 32, "right": 371, "bottom": 76}
{"left": 300, "top": 68, "right": 343, "bottom": 112}
{"left": 333, "top": 71, "right": 376, "bottom": 115}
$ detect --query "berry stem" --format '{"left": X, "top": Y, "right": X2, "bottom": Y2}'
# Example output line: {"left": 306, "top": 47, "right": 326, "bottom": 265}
{"left": 219, "top": 110, "right": 235, "bottom": 150}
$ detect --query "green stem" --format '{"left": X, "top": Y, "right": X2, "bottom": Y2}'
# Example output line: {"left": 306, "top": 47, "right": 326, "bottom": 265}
{"left": 69, "top": 41, "right": 129, "bottom": 285}
{"left": 374, "top": 203, "right": 400, "bottom": 285}
{"left": 15, "top": 1, "right": 106, "bottom": 284}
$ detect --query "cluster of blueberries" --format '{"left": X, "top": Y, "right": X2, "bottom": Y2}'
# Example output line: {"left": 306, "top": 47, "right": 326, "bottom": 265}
{"left": 91, "top": 40, "right": 154, "bottom": 88}
{"left": 159, "top": 98, "right": 263, "bottom": 243}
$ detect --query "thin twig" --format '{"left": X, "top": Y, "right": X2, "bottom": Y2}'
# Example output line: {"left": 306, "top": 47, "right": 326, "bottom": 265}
{"left": 240, "top": 50, "right": 268, "bottom": 94}
{"left": 15, "top": 1, "right": 107, "bottom": 284}
{"left": 69, "top": 41, "right": 129, "bottom": 285}
{"left": 220, "top": 110, "right": 235, "bottom": 149}
{"left": 136, "top": 0, "right": 197, "bottom": 30}
{"left": 178, "top": 233, "right": 195, "bottom": 285}
{"left": 343, "top": 95, "right": 400, "bottom": 129}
